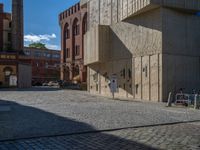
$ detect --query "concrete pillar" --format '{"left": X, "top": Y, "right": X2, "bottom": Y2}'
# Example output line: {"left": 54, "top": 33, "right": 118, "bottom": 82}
{"left": 12, "top": 0, "right": 24, "bottom": 52}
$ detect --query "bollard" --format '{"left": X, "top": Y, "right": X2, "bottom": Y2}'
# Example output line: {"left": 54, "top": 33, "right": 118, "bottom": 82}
{"left": 167, "top": 92, "right": 172, "bottom": 107}
{"left": 194, "top": 94, "right": 198, "bottom": 109}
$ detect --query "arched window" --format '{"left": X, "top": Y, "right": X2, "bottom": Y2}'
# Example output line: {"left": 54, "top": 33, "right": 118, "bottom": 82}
{"left": 73, "top": 18, "right": 80, "bottom": 36}
{"left": 82, "top": 13, "right": 87, "bottom": 34}
{"left": 64, "top": 23, "right": 70, "bottom": 39}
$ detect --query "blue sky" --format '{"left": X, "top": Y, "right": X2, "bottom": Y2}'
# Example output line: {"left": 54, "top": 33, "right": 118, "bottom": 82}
{"left": 0, "top": 0, "right": 80, "bottom": 50}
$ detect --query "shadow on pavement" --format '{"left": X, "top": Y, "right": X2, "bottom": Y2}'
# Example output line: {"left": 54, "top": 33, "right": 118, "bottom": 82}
{"left": 0, "top": 99, "right": 158, "bottom": 150}
{"left": 0, "top": 86, "right": 61, "bottom": 92}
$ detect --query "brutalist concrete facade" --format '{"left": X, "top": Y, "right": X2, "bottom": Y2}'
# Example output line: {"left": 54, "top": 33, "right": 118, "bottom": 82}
{"left": 82, "top": 0, "right": 200, "bottom": 102}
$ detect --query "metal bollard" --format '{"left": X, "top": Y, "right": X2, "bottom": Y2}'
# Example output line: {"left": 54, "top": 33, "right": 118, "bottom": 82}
{"left": 167, "top": 92, "right": 172, "bottom": 107}
{"left": 194, "top": 94, "right": 198, "bottom": 109}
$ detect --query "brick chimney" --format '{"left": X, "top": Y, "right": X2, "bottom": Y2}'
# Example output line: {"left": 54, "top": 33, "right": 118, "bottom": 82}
{"left": 12, "top": 0, "right": 24, "bottom": 52}
{"left": 0, "top": 4, "right": 4, "bottom": 50}
{"left": 0, "top": 4, "right": 3, "bottom": 13}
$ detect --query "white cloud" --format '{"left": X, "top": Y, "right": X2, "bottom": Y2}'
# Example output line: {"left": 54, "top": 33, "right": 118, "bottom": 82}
{"left": 24, "top": 33, "right": 57, "bottom": 42}
{"left": 46, "top": 44, "right": 60, "bottom": 50}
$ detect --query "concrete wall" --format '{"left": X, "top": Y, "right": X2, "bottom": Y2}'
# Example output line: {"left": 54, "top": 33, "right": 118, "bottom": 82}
{"left": 161, "top": 8, "right": 200, "bottom": 100}
{"left": 84, "top": 25, "right": 110, "bottom": 65}
{"left": 87, "top": 8, "right": 163, "bottom": 101}
{"left": 84, "top": 0, "right": 200, "bottom": 102}
{"left": 134, "top": 54, "right": 162, "bottom": 101}
{"left": 83, "top": 0, "right": 200, "bottom": 30}
{"left": 18, "top": 64, "right": 32, "bottom": 88}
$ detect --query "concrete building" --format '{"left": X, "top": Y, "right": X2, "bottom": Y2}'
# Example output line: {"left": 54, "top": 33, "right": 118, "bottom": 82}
{"left": 23, "top": 47, "right": 60, "bottom": 85}
{"left": 81, "top": 0, "right": 200, "bottom": 102}
{"left": 59, "top": 2, "right": 87, "bottom": 83}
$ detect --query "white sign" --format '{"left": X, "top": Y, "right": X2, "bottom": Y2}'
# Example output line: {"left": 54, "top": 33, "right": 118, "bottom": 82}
{"left": 110, "top": 75, "right": 118, "bottom": 93}
{"left": 9, "top": 75, "right": 17, "bottom": 86}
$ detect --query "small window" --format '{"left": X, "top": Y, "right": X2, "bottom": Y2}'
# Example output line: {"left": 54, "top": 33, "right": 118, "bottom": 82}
{"left": 66, "top": 48, "right": 70, "bottom": 58}
{"left": 74, "top": 24, "right": 80, "bottom": 36}
{"left": 7, "top": 33, "right": 11, "bottom": 42}
{"left": 9, "top": 22, "right": 12, "bottom": 28}
{"left": 75, "top": 45, "right": 80, "bottom": 56}
{"left": 128, "top": 69, "right": 132, "bottom": 79}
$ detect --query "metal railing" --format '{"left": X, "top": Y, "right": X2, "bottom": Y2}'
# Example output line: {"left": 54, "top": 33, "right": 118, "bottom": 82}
{"left": 175, "top": 93, "right": 200, "bottom": 109}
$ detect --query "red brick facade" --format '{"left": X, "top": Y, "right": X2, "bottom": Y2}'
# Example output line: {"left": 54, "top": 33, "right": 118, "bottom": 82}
{"left": 59, "top": 3, "right": 87, "bottom": 83}
{"left": 23, "top": 47, "right": 61, "bottom": 85}
{"left": 0, "top": 4, "right": 12, "bottom": 51}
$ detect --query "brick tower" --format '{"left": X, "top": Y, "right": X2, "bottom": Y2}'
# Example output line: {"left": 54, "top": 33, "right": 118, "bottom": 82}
{"left": 12, "top": 0, "right": 24, "bottom": 52}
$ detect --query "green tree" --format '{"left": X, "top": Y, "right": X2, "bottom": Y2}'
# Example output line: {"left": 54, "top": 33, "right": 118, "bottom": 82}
{"left": 29, "top": 42, "right": 47, "bottom": 49}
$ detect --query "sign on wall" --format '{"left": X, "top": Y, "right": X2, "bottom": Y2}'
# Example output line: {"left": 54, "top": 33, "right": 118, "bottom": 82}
{"left": 9, "top": 75, "right": 17, "bottom": 86}
{"left": 109, "top": 74, "right": 118, "bottom": 99}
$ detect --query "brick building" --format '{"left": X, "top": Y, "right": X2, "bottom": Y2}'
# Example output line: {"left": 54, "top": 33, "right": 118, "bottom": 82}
{"left": 59, "top": 2, "right": 87, "bottom": 83}
{"left": 23, "top": 47, "right": 61, "bottom": 85}
{"left": 0, "top": 1, "right": 32, "bottom": 88}
{"left": 0, "top": 4, "right": 12, "bottom": 51}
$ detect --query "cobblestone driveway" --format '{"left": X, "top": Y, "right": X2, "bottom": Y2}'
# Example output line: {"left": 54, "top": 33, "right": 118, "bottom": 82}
{"left": 0, "top": 122, "right": 200, "bottom": 150}
{"left": 0, "top": 87, "right": 200, "bottom": 149}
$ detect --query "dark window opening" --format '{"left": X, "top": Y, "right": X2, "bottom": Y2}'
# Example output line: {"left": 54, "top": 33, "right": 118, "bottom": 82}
{"left": 66, "top": 48, "right": 70, "bottom": 58}
{"left": 75, "top": 45, "right": 80, "bottom": 56}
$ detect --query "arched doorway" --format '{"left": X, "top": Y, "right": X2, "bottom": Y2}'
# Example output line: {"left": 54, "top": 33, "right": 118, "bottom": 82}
{"left": 3, "top": 67, "right": 13, "bottom": 86}
{"left": 73, "top": 65, "right": 80, "bottom": 83}
{"left": 64, "top": 66, "right": 70, "bottom": 81}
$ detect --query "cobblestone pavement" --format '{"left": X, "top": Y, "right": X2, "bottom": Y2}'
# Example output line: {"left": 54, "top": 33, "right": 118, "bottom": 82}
{"left": 0, "top": 122, "right": 200, "bottom": 150}
{"left": 0, "top": 87, "right": 200, "bottom": 142}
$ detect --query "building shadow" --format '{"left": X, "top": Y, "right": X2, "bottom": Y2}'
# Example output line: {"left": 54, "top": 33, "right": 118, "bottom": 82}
{"left": 0, "top": 86, "right": 61, "bottom": 92}
{"left": 0, "top": 99, "right": 158, "bottom": 149}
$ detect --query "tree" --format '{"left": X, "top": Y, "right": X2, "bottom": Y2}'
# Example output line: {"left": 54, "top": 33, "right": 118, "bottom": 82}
{"left": 29, "top": 42, "right": 47, "bottom": 49}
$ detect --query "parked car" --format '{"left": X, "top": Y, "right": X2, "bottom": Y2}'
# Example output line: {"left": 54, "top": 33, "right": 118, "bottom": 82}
{"left": 47, "top": 81, "right": 59, "bottom": 87}
{"left": 42, "top": 82, "right": 49, "bottom": 86}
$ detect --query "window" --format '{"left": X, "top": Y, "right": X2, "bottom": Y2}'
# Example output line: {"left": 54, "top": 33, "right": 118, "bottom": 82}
{"left": 128, "top": 69, "right": 132, "bottom": 79}
{"left": 52, "top": 54, "right": 60, "bottom": 59}
{"left": 9, "top": 22, "right": 11, "bottom": 28}
{"left": 64, "top": 23, "right": 70, "bottom": 39}
{"left": 63, "top": 49, "right": 66, "bottom": 62}
{"left": 74, "top": 24, "right": 80, "bottom": 36}
{"left": 66, "top": 48, "right": 70, "bottom": 58}
{"left": 7, "top": 33, "right": 11, "bottom": 42}
{"left": 46, "top": 53, "right": 51, "bottom": 58}
{"left": 73, "top": 19, "right": 80, "bottom": 36}
{"left": 45, "top": 62, "right": 48, "bottom": 69}
{"left": 24, "top": 50, "right": 31, "bottom": 56}
{"left": 75, "top": 45, "right": 80, "bottom": 56}
{"left": 34, "top": 51, "right": 42, "bottom": 57}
